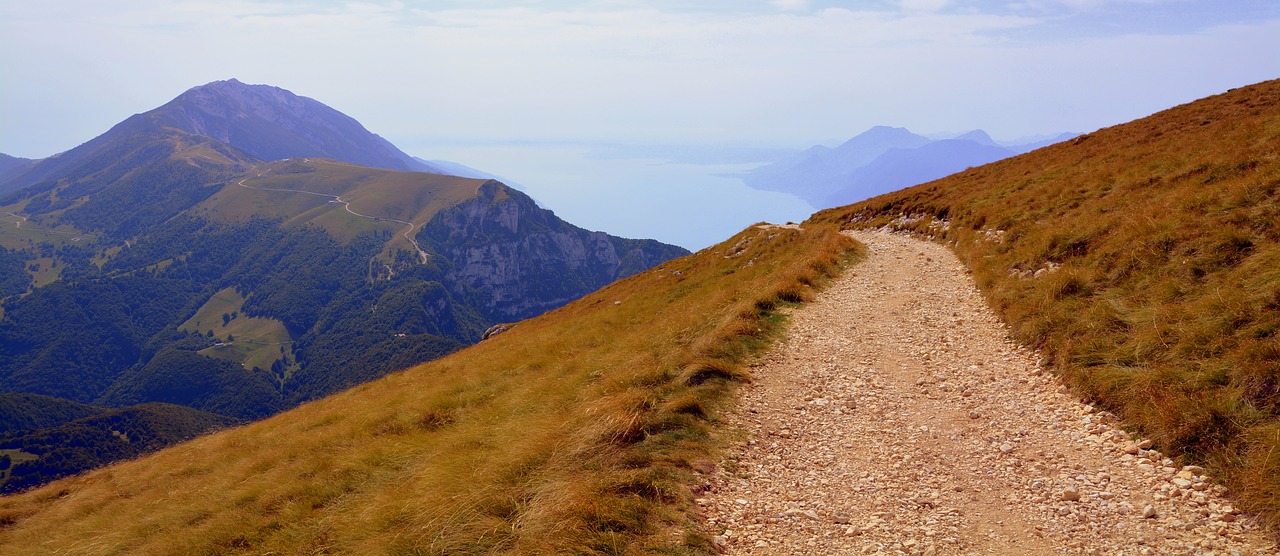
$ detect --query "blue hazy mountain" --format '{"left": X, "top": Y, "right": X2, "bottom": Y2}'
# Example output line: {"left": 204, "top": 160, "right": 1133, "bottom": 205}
{"left": 0, "top": 153, "right": 33, "bottom": 176}
{"left": 742, "top": 126, "right": 931, "bottom": 205}
{"left": 743, "top": 126, "right": 1077, "bottom": 208}
{"left": 824, "top": 139, "right": 1015, "bottom": 207}
{"left": 0, "top": 154, "right": 36, "bottom": 194}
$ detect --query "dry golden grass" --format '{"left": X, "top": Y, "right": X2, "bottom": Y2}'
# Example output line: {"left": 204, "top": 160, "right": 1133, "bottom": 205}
{"left": 0, "top": 224, "right": 857, "bottom": 554}
{"left": 810, "top": 78, "right": 1280, "bottom": 533}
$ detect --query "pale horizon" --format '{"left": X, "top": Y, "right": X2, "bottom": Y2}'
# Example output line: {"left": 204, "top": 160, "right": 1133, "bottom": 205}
{"left": 3, "top": 1, "right": 1278, "bottom": 249}
{"left": 2, "top": 1, "right": 1277, "bottom": 160}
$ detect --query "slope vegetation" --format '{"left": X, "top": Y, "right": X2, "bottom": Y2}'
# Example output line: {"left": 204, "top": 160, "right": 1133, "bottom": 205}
{"left": 0, "top": 78, "right": 688, "bottom": 494}
{"left": 811, "top": 78, "right": 1280, "bottom": 529}
{"left": 0, "top": 224, "right": 854, "bottom": 554}
{"left": 0, "top": 403, "right": 237, "bottom": 494}
{"left": 195, "top": 157, "right": 482, "bottom": 255}
{"left": 0, "top": 393, "right": 100, "bottom": 434}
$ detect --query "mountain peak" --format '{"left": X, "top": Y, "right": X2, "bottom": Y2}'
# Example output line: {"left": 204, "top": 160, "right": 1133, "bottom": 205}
{"left": 194, "top": 77, "right": 245, "bottom": 89}
{"left": 156, "top": 80, "right": 437, "bottom": 173}
{"left": 841, "top": 126, "right": 926, "bottom": 145}
{"left": 951, "top": 129, "right": 998, "bottom": 146}
{"left": 829, "top": 125, "right": 933, "bottom": 163}
{"left": 862, "top": 125, "right": 913, "bottom": 135}
{"left": 185, "top": 78, "right": 284, "bottom": 102}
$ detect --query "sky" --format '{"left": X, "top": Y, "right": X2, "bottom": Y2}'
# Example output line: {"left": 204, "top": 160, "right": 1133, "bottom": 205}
{"left": 2, "top": 0, "right": 1278, "bottom": 248}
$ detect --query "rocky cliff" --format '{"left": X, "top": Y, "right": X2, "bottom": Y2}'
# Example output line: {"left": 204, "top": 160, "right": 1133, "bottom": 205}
{"left": 421, "top": 181, "right": 690, "bottom": 321}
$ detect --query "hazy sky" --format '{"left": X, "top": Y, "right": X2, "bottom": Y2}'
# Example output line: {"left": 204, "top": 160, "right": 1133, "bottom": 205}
{"left": 2, "top": 1, "right": 1278, "bottom": 249}
{"left": 3, "top": 0, "right": 1277, "bottom": 159}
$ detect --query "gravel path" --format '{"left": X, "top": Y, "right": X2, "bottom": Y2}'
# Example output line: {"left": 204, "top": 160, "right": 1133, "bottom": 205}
{"left": 700, "top": 230, "right": 1276, "bottom": 555}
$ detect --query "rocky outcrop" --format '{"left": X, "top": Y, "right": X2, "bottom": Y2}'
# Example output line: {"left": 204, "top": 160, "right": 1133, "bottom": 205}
{"left": 421, "top": 181, "right": 689, "bottom": 321}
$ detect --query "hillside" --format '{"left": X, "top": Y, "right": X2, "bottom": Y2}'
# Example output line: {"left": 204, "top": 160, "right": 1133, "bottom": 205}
{"left": 0, "top": 393, "right": 101, "bottom": 434}
{"left": 0, "top": 224, "right": 854, "bottom": 554}
{"left": 0, "top": 81, "right": 688, "bottom": 493}
{"left": 0, "top": 403, "right": 238, "bottom": 493}
{"left": 0, "top": 109, "right": 258, "bottom": 202}
{"left": 0, "top": 155, "right": 32, "bottom": 187}
{"left": 811, "top": 78, "right": 1280, "bottom": 529}
{"left": 194, "top": 158, "right": 482, "bottom": 252}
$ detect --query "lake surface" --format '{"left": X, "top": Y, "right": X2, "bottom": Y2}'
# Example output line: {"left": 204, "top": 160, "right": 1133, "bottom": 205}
{"left": 417, "top": 142, "right": 815, "bottom": 251}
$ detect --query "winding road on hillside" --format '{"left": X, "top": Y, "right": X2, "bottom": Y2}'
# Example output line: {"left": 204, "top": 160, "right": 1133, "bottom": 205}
{"left": 235, "top": 169, "right": 430, "bottom": 264}
{"left": 4, "top": 212, "right": 80, "bottom": 237}
{"left": 702, "top": 230, "right": 1276, "bottom": 555}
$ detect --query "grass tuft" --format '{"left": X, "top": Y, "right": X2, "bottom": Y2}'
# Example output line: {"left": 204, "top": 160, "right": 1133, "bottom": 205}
{"left": 678, "top": 360, "right": 751, "bottom": 387}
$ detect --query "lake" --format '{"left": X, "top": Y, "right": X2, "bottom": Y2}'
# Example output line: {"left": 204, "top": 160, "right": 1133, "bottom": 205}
{"left": 415, "top": 142, "right": 815, "bottom": 251}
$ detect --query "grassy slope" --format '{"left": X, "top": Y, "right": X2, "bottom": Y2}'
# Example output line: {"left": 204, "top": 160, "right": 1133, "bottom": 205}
{"left": 0, "top": 198, "right": 92, "bottom": 253}
{"left": 0, "top": 224, "right": 856, "bottom": 554}
{"left": 195, "top": 158, "right": 483, "bottom": 246}
{"left": 179, "top": 286, "right": 293, "bottom": 371}
{"left": 810, "top": 78, "right": 1280, "bottom": 529}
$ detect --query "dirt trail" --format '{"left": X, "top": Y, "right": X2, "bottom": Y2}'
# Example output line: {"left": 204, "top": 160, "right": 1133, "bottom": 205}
{"left": 701, "top": 230, "right": 1276, "bottom": 555}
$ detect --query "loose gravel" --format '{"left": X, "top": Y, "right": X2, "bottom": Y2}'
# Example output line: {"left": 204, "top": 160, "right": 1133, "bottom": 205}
{"left": 699, "top": 229, "right": 1276, "bottom": 555}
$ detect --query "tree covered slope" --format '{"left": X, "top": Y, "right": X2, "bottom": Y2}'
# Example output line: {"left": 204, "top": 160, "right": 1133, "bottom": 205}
{"left": 0, "top": 80, "right": 689, "bottom": 493}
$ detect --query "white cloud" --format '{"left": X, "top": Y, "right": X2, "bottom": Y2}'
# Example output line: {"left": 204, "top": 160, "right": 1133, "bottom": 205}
{"left": 770, "top": 0, "right": 811, "bottom": 11}
{"left": 1017, "top": 0, "right": 1190, "bottom": 11}
{"left": 901, "top": 0, "right": 951, "bottom": 12}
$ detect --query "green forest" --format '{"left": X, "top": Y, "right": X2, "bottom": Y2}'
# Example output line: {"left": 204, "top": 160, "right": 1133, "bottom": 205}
{"left": 0, "top": 212, "right": 489, "bottom": 490}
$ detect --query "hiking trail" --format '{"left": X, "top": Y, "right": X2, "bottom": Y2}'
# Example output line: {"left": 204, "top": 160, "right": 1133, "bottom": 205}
{"left": 700, "top": 229, "right": 1275, "bottom": 555}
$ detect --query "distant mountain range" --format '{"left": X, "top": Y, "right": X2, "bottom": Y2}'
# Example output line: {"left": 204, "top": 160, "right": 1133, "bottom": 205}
{"left": 0, "top": 79, "right": 687, "bottom": 491}
{"left": 743, "top": 126, "right": 1078, "bottom": 208}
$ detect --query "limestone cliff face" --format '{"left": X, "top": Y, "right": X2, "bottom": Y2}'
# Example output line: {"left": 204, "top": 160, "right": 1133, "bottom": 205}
{"left": 421, "top": 181, "right": 689, "bottom": 321}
